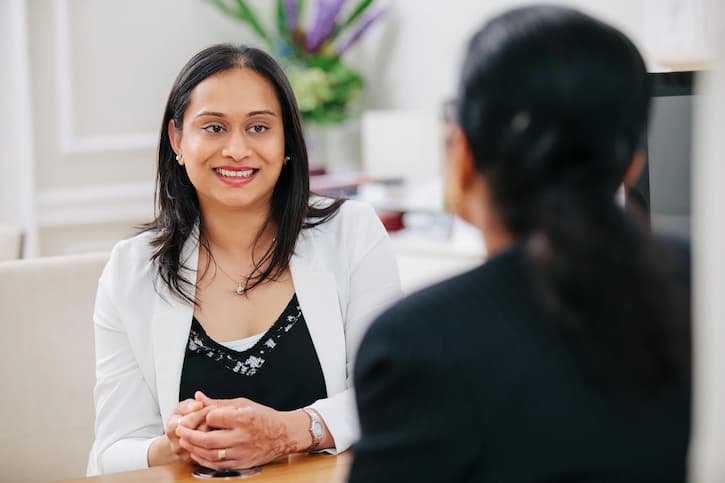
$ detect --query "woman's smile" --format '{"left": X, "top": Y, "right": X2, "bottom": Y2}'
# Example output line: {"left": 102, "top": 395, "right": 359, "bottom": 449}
{"left": 213, "top": 166, "right": 260, "bottom": 186}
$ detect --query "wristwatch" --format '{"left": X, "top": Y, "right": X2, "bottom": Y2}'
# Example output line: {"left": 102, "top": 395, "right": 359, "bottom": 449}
{"left": 302, "top": 407, "right": 324, "bottom": 451}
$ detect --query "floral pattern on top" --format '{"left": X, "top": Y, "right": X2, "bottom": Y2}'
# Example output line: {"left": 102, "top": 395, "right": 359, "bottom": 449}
{"left": 187, "top": 296, "right": 302, "bottom": 377}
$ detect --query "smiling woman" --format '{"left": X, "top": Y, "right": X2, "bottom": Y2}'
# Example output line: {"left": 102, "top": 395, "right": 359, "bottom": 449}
{"left": 85, "top": 44, "right": 402, "bottom": 476}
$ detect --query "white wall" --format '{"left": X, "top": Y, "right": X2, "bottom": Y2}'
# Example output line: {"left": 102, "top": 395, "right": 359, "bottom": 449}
{"left": 0, "top": 1, "right": 22, "bottom": 224}
{"left": 1, "top": 0, "right": 699, "bottom": 256}
{"left": 690, "top": 0, "right": 725, "bottom": 480}
{"left": 361, "top": 0, "right": 646, "bottom": 111}
{"left": 0, "top": 0, "right": 36, "bottom": 255}
{"left": 21, "top": 0, "right": 265, "bottom": 255}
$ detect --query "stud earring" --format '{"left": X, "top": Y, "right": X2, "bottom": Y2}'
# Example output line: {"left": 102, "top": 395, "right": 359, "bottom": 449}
{"left": 175, "top": 153, "right": 184, "bottom": 164}
{"left": 284, "top": 155, "right": 290, "bottom": 165}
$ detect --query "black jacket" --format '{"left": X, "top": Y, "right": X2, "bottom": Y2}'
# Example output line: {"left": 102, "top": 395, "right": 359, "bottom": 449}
{"left": 350, "top": 244, "right": 690, "bottom": 483}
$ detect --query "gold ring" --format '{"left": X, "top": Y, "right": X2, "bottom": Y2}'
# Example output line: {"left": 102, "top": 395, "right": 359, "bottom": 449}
{"left": 217, "top": 448, "right": 226, "bottom": 461}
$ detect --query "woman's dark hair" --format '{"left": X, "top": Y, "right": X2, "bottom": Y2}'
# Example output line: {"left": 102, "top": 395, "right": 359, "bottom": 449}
{"left": 456, "top": 6, "right": 690, "bottom": 386}
{"left": 142, "top": 44, "right": 343, "bottom": 304}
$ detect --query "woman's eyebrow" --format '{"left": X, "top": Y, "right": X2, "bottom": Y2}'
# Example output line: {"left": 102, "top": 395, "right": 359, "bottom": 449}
{"left": 194, "top": 110, "right": 226, "bottom": 118}
{"left": 194, "top": 110, "right": 277, "bottom": 118}
{"left": 247, "top": 110, "right": 277, "bottom": 117}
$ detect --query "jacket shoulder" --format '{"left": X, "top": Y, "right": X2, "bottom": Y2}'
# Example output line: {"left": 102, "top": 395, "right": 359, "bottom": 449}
{"left": 101, "top": 230, "right": 158, "bottom": 293}
{"left": 303, "top": 199, "right": 388, "bottom": 265}
{"left": 363, "top": 247, "right": 526, "bottom": 343}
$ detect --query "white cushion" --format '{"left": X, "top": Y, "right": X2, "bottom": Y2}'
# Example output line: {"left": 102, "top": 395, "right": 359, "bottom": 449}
{"left": 0, "top": 252, "right": 108, "bottom": 482}
{"left": 0, "top": 224, "right": 22, "bottom": 261}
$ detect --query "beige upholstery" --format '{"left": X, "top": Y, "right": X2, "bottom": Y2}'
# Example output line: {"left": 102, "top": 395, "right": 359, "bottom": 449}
{"left": 0, "top": 224, "right": 22, "bottom": 261}
{"left": 0, "top": 252, "right": 108, "bottom": 482}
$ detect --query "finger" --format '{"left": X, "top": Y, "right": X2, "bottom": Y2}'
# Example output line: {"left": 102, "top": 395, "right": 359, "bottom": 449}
{"left": 175, "top": 398, "right": 203, "bottom": 415}
{"left": 166, "top": 432, "right": 186, "bottom": 457}
{"left": 167, "top": 418, "right": 188, "bottom": 452}
{"left": 167, "top": 414, "right": 182, "bottom": 435}
{"left": 180, "top": 440, "right": 233, "bottom": 466}
{"left": 188, "top": 452, "right": 231, "bottom": 472}
{"left": 171, "top": 444, "right": 188, "bottom": 457}
{"left": 194, "top": 391, "right": 213, "bottom": 406}
{"left": 179, "top": 406, "right": 212, "bottom": 432}
{"left": 178, "top": 426, "right": 238, "bottom": 450}
{"left": 187, "top": 447, "right": 255, "bottom": 472}
{"left": 206, "top": 407, "right": 255, "bottom": 430}
{"left": 196, "top": 391, "right": 252, "bottom": 409}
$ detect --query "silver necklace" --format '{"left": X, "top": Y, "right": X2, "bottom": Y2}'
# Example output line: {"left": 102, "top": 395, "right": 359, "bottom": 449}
{"left": 214, "top": 262, "right": 249, "bottom": 296}
{"left": 207, "top": 236, "right": 276, "bottom": 296}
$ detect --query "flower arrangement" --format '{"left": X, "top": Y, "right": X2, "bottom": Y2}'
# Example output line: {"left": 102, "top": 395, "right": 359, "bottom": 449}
{"left": 209, "top": 0, "right": 386, "bottom": 124}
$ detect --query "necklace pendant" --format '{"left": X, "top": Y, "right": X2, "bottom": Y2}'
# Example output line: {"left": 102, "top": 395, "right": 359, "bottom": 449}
{"left": 235, "top": 283, "right": 245, "bottom": 296}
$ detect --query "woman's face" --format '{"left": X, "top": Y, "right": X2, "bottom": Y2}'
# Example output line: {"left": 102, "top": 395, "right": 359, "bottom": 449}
{"left": 170, "top": 67, "right": 286, "bottom": 214}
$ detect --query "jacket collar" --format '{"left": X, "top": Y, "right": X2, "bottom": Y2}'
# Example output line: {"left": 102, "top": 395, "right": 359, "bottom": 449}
{"left": 289, "top": 244, "right": 346, "bottom": 396}
{"left": 152, "top": 226, "right": 198, "bottom": 424}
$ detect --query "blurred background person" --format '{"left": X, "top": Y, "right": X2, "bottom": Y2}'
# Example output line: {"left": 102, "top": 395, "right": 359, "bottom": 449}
{"left": 350, "top": 5, "right": 691, "bottom": 482}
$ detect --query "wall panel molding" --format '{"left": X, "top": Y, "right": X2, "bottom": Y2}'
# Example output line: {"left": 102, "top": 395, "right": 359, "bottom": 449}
{"left": 53, "top": 0, "right": 157, "bottom": 156}
{"left": 36, "top": 181, "right": 155, "bottom": 227}
{"left": 3, "top": 0, "right": 38, "bottom": 257}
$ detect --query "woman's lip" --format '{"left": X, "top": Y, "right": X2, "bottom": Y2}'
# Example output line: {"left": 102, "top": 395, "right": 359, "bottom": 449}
{"left": 214, "top": 171, "right": 257, "bottom": 186}
{"left": 213, "top": 166, "right": 257, "bottom": 171}
{"left": 215, "top": 169, "right": 257, "bottom": 186}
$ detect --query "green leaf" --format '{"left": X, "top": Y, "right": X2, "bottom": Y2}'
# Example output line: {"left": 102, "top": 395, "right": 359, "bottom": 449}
{"left": 297, "top": 0, "right": 306, "bottom": 23}
{"left": 276, "top": 0, "right": 290, "bottom": 41}
{"left": 208, "top": 0, "right": 241, "bottom": 20}
{"left": 232, "top": 0, "right": 273, "bottom": 46}
{"left": 209, "top": 0, "right": 274, "bottom": 48}
{"left": 329, "top": 0, "right": 374, "bottom": 41}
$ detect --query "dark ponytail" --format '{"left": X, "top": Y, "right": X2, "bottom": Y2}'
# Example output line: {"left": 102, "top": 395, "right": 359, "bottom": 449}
{"left": 527, "top": 188, "right": 690, "bottom": 386}
{"left": 457, "top": 5, "right": 690, "bottom": 387}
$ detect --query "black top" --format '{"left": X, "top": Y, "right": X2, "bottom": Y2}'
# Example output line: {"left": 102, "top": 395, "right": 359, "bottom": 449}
{"left": 350, "top": 244, "right": 690, "bottom": 483}
{"left": 179, "top": 294, "right": 327, "bottom": 410}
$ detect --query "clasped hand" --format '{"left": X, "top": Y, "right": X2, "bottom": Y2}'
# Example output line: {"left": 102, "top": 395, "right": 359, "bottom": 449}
{"left": 168, "top": 391, "right": 302, "bottom": 470}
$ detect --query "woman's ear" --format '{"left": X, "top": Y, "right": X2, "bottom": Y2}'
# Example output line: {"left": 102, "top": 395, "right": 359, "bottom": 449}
{"left": 168, "top": 119, "right": 183, "bottom": 163}
{"left": 623, "top": 150, "right": 646, "bottom": 188}
{"left": 444, "top": 125, "right": 476, "bottom": 216}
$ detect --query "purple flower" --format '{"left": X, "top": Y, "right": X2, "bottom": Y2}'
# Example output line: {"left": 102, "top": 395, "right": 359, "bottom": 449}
{"left": 305, "top": 0, "right": 346, "bottom": 53}
{"left": 335, "top": 7, "right": 385, "bottom": 56}
{"left": 285, "top": 0, "right": 297, "bottom": 31}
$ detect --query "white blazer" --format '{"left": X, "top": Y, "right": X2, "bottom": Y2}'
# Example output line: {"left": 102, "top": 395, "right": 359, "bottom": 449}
{"left": 87, "top": 200, "right": 402, "bottom": 475}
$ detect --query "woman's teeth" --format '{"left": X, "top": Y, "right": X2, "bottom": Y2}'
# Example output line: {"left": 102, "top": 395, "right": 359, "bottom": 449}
{"left": 215, "top": 168, "right": 255, "bottom": 178}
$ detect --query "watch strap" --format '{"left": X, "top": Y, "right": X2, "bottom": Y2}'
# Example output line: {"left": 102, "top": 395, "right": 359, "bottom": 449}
{"left": 301, "top": 407, "right": 323, "bottom": 451}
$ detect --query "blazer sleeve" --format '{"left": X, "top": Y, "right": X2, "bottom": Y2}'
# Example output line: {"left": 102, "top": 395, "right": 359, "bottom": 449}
{"left": 86, "top": 245, "right": 164, "bottom": 475}
{"left": 348, "top": 306, "right": 479, "bottom": 483}
{"left": 309, "top": 204, "right": 403, "bottom": 453}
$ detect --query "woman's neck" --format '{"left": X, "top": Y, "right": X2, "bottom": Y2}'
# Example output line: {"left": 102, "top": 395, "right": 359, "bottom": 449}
{"left": 462, "top": 175, "right": 516, "bottom": 258}
{"left": 480, "top": 224, "right": 515, "bottom": 258}
{"left": 199, "top": 202, "right": 275, "bottom": 259}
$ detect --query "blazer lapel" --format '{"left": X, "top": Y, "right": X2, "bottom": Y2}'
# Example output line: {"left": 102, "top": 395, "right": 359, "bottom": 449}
{"left": 152, "top": 227, "right": 199, "bottom": 424}
{"left": 290, "top": 250, "right": 347, "bottom": 396}
{"left": 150, "top": 228, "right": 347, "bottom": 417}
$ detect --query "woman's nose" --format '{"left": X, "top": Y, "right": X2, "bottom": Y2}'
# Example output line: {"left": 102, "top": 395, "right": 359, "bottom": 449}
{"left": 221, "top": 130, "right": 250, "bottom": 161}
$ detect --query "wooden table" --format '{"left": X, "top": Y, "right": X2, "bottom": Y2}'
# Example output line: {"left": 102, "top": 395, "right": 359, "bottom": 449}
{"left": 57, "top": 453, "right": 351, "bottom": 483}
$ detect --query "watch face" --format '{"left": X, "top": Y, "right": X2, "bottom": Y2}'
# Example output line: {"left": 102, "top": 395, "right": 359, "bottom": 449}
{"left": 312, "top": 420, "right": 324, "bottom": 438}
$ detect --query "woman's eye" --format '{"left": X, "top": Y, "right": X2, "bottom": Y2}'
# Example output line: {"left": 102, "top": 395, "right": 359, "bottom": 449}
{"left": 248, "top": 125, "right": 268, "bottom": 134}
{"left": 203, "top": 124, "right": 225, "bottom": 134}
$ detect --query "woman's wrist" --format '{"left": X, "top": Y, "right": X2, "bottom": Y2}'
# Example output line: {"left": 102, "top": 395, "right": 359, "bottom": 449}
{"left": 281, "top": 408, "right": 335, "bottom": 453}
{"left": 282, "top": 409, "right": 314, "bottom": 453}
{"left": 147, "top": 435, "right": 178, "bottom": 467}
